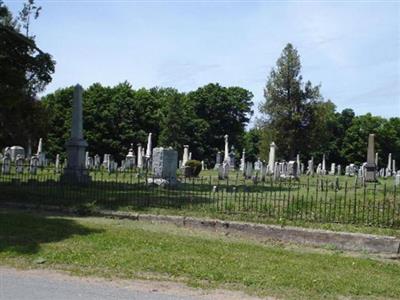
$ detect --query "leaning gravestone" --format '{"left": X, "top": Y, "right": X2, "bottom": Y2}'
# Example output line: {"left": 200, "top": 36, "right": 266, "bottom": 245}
{"left": 150, "top": 147, "right": 178, "bottom": 186}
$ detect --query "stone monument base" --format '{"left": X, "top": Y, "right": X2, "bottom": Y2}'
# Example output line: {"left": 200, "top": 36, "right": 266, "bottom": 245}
{"left": 61, "top": 168, "right": 91, "bottom": 184}
{"left": 364, "top": 163, "right": 377, "bottom": 182}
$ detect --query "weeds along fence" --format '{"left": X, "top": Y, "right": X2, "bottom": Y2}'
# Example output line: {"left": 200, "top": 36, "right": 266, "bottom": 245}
{"left": 0, "top": 165, "right": 399, "bottom": 228}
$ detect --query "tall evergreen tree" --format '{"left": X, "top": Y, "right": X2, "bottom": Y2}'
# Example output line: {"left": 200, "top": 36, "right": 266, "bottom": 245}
{"left": 260, "top": 43, "right": 321, "bottom": 160}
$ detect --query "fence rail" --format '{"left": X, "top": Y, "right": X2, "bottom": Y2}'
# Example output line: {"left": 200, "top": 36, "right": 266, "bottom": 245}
{"left": 0, "top": 165, "right": 399, "bottom": 228}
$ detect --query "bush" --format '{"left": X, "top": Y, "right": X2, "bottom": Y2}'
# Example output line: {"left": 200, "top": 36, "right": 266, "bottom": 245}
{"left": 184, "top": 160, "right": 202, "bottom": 177}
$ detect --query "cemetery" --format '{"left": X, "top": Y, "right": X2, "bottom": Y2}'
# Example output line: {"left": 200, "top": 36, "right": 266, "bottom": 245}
{"left": 0, "top": 86, "right": 398, "bottom": 228}
{"left": 1, "top": 1, "right": 400, "bottom": 298}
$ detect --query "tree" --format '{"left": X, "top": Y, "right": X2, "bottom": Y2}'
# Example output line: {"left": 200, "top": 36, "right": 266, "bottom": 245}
{"left": 187, "top": 83, "right": 253, "bottom": 164}
{"left": 341, "top": 113, "right": 385, "bottom": 165}
{"left": 243, "top": 127, "right": 261, "bottom": 163}
{"left": 260, "top": 43, "right": 322, "bottom": 160}
{"left": 0, "top": 0, "right": 54, "bottom": 149}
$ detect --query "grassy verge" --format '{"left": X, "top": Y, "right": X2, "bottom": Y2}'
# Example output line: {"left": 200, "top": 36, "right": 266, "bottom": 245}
{"left": 1, "top": 211, "right": 399, "bottom": 299}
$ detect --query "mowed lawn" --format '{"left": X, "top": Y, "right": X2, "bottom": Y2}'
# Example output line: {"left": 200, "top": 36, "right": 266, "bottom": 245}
{"left": 0, "top": 211, "right": 399, "bottom": 299}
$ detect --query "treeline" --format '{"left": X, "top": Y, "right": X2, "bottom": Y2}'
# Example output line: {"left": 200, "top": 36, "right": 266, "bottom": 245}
{"left": 1, "top": 1, "right": 399, "bottom": 168}
{"left": 42, "top": 83, "right": 253, "bottom": 165}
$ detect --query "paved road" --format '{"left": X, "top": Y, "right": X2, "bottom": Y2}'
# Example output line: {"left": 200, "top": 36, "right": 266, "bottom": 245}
{"left": 0, "top": 268, "right": 196, "bottom": 300}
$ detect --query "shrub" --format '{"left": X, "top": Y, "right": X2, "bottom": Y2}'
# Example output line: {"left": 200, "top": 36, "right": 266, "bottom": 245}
{"left": 184, "top": 160, "right": 202, "bottom": 177}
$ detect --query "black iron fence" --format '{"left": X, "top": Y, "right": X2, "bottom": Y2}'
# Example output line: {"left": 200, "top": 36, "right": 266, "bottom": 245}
{"left": 0, "top": 165, "right": 399, "bottom": 228}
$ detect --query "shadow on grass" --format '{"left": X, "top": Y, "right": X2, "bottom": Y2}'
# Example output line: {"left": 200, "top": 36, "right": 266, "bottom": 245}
{"left": 0, "top": 211, "right": 102, "bottom": 254}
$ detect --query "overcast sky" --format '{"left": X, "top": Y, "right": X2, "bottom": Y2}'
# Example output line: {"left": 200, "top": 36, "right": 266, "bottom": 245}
{"left": 7, "top": 0, "right": 400, "bottom": 122}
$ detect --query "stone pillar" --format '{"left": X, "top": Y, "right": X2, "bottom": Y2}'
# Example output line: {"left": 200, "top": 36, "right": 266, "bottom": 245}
{"left": 137, "top": 143, "right": 143, "bottom": 169}
{"left": 268, "top": 142, "right": 276, "bottom": 174}
{"left": 296, "top": 154, "right": 301, "bottom": 176}
{"left": 240, "top": 149, "right": 246, "bottom": 171}
{"left": 365, "top": 133, "right": 377, "bottom": 182}
{"left": 61, "top": 84, "right": 91, "bottom": 183}
{"left": 223, "top": 134, "right": 229, "bottom": 163}
{"left": 145, "top": 133, "right": 152, "bottom": 159}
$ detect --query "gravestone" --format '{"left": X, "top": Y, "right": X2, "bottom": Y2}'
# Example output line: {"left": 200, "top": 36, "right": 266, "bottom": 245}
{"left": 229, "top": 146, "right": 235, "bottom": 170}
{"left": 55, "top": 154, "right": 60, "bottom": 173}
{"left": 329, "top": 163, "right": 335, "bottom": 175}
{"left": 10, "top": 146, "right": 25, "bottom": 162}
{"left": 214, "top": 151, "right": 222, "bottom": 170}
{"left": 15, "top": 155, "right": 24, "bottom": 174}
{"left": 245, "top": 161, "right": 253, "bottom": 179}
{"left": 150, "top": 147, "right": 178, "bottom": 185}
{"left": 268, "top": 142, "right": 276, "bottom": 175}
{"left": 306, "top": 158, "right": 314, "bottom": 176}
{"left": 364, "top": 134, "right": 377, "bottom": 182}
{"left": 125, "top": 144, "right": 136, "bottom": 169}
{"left": 286, "top": 161, "right": 298, "bottom": 179}
{"left": 240, "top": 149, "right": 246, "bottom": 172}
{"left": 254, "top": 158, "right": 262, "bottom": 171}
{"left": 94, "top": 154, "right": 100, "bottom": 169}
{"left": 182, "top": 145, "right": 189, "bottom": 167}
{"left": 1, "top": 155, "right": 11, "bottom": 174}
{"left": 137, "top": 144, "right": 143, "bottom": 169}
{"left": 223, "top": 134, "right": 229, "bottom": 164}
{"left": 61, "top": 84, "right": 91, "bottom": 183}
{"left": 29, "top": 156, "right": 39, "bottom": 175}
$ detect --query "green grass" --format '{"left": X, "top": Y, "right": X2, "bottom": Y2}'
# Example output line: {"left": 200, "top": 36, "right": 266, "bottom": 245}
{"left": 1, "top": 211, "right": 400, "bottom": 299}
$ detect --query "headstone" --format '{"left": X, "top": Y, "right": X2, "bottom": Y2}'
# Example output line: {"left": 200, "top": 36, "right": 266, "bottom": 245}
{"left": 364, "top": 133, "right": 377, "bottom": 182}
{"left": 150, "top": 147, "right": 178, "bottom": 185}
{"left": 229, "top": 146, "right": 235, "bottom": 170}
{"left": 182, "top": 145, "right": 189, "bottom": 167}
{"left": 188, "top": 152, "right": 192, "bottom": 161}
{"left": 201, "top": 160, "right": 205, "bottom": 170}
{"left": 9, "top": 146, "right": 25, "bottom": 162}
{"left": 387, "top": 153, "right": 392, "bottom": 176}
{"left": 223, "top": 134, "right": 229, "bottom": 163}
{"left": 125, "top": 144, "right": 136, "bottom": 169}
{"left": 55, "top": 154, "right": 60, "bottom": 173}
{"left": 254, "top": 158, "right": 262, "bottom": 171}
{"left": 1, "top": 155, "right": 11, "bottom": 174}
{"left": 268, "top": 142, "right": 276, "bottom": 175}
{"left": 306, "top": 158, "right": 314, "bottom": 176}
{"left": 61, "top": 84, "right": 91, "bottom": 183}
{"left": 240, "top": 149, "right": 246, "bottom": 172}
{"left": 296, "top": 154, "right": 301, "bottom": 177}
{"left": 286, "top": 161, "right": 298, "bottom": 178}
{"left": 15, "top": 155, "right": 24, "bottom": 174}
{"left": 337, "top": 165, "right": 341, "bottom": 176}
{"left": 94, "top": 154, "right": 100, "bottom": 169}
{"left": 321, "top": 154, "right": 326, "bottom": 175}
{"left": 260, "top": 163, "right": 267, "bottom": 181}
{"left": 137, "top": 143, "right": 143, "bottom": 169}
{"left": 214, "top": 151, "right": 222, "bottom": 170}
{"left": 375, "top": 152, "right": 379, "bottom": 167}
{"left": 245, "top": 161, "right": 253, "bottom": 179}
{"left": 349, "top": 164, "right": 356, "bottom": 176}
{"left": 145, "top": 133, "right": 152, "bottom": 159}
{"left": 29, "top": 156, "right": 39, "bottom": 175}
{"left": 329, "top": 163, "right": 335, "bottom": 175}
{"left": 316, "top": 163, "right": 322, "bottom": 175}
{"left": 393, "top": 160, "right": 396, "bottom": 173}
{"left": 273, "top": 162, "right": 280, "bottom": 180}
